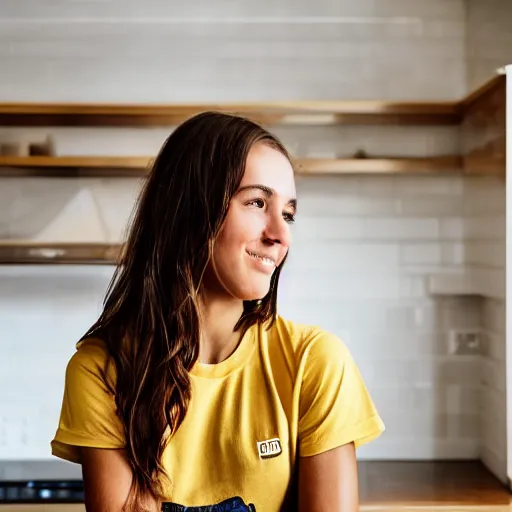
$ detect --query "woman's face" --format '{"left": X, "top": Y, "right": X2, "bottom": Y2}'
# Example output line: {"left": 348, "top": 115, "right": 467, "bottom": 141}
{"left": 206, "top": 142, "right": 296, "bottom": 301}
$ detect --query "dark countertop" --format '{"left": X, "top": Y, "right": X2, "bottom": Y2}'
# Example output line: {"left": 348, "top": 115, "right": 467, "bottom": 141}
{"left": 0, "top": 460, "right": 82, "bottom": 482}
{"left": 0, "top": 460, "right": 83, "bottom": 502}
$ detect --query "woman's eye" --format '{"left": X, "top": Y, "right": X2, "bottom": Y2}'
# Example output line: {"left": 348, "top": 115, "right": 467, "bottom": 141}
{"left": 283, "top": 212, "right": 296, "bottom": 224}
{"left": 247, "top": 198, "right": 265, "bottom": 208}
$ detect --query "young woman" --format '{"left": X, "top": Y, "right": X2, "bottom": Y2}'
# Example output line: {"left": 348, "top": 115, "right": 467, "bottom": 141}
{"left": 51, "top": 112, "right": 384, "bottom": 512}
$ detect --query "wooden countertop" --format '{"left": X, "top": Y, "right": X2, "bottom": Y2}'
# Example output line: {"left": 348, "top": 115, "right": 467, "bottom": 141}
{"left": 0, "top": 507, "right": 83, "bottom": 511}
{"left": 359, "top": 460, "right": 512, "bottom": 508}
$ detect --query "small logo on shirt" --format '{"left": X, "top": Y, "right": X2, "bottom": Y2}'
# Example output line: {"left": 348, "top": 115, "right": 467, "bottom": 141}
{"left": 257, "top": 438, "right": 282, "bottom": 459}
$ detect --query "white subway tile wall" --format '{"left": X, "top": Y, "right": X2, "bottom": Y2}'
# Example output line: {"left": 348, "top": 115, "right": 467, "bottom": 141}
{"left": 466, "top": 0, "right": 512, "bottom": 91}
{"left": 0, "top": 0, "right": 466, "bottom": 102}
{"left": 464, "top": 178, "right": 506, "bottom": 482}
{"left": 0, "top": 265, "right": 116, "bottom": 459}
{"left": 0, "top": 0, "right": 507, "bottom": 480}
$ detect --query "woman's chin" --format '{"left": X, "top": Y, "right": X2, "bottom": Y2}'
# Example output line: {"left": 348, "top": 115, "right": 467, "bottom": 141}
{"left": 218, "top": 273, "right": 272, "bottom": 302}
{"left": 238, "top": 284, "right": 271, "bottom": 302}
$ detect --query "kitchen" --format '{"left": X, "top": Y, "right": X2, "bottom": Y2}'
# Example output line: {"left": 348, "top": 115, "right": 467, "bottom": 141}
{"left": 0, "top": 0, "right": 511, "bottom": 510}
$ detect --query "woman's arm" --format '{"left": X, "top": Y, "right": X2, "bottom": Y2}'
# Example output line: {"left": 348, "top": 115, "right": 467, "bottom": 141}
{"left": 80, "top": 447, "right": 156, "bottom": 512}
{"left": 298, "top": 442, "right": 359, "bottom": 512}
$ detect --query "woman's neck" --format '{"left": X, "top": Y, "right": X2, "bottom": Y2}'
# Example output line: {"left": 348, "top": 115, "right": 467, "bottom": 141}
{"left": 198, "top": 291, "right": 244, "bottom": 365}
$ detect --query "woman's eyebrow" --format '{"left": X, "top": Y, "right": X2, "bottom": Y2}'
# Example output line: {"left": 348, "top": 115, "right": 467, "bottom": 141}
{"left": 237, "top": 184, "right": 274, "bottom": 196}
{"left": 236, "top": 185, "right": 297, "bottom": 211}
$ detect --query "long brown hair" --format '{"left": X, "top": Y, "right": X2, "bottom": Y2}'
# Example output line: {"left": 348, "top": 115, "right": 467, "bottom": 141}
{"left": 82, "top": 112, "right": 291, "bottom": 510}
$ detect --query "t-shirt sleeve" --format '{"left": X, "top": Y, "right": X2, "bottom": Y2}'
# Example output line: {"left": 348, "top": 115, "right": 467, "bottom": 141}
{"left": 51, "top": 338, "right": 125, "bottom": 464}
{"left": 298, "top": 329, "right": 385, "bottom": 457}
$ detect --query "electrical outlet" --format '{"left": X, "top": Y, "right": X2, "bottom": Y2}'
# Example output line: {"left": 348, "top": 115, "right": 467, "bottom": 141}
{"left": 448, "top": 330, "right": 482, "bottom": 355}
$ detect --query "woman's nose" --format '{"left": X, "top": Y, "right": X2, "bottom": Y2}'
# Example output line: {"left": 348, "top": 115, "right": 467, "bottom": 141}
{"left": 263, "top": 212, "right": 291, "bottom": 247}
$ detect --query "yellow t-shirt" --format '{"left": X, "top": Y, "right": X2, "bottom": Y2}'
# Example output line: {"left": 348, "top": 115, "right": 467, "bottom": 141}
{"left": 51, "top": 315, "right": 384, "bottom": 511}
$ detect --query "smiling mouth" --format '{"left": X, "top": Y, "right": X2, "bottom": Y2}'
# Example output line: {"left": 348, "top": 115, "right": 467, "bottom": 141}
{"left": 246, "top": 250, "right": 276, "bottom": 267}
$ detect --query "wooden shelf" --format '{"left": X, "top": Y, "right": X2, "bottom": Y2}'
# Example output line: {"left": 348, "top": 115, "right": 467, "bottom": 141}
{"left": 0, "top": 101, "right": 460, "bottom": 127}
{"left": 0, "top": 155, "right": 462, "bottom": 177}
{"left": 296, "top": 156, "right": 461, "bottom": 174}
{"left": 0, "top": 156, "right": 153, "bottom": 177}
{"left": 460, "top": 72, "right": 506, "bottom": 111}
{"left": 0, "top": 73, "right": 503, "bottom": 128}
{"left": 0, "top": 155, "right": 152, "bottom": 168}
{"left": 0, "top": 242, "right": 122, "bottom": 264}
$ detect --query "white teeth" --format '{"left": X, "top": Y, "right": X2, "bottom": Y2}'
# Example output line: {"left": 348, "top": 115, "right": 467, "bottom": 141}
{"left": 248, "top": 251, "right": 275, "bottom": 267}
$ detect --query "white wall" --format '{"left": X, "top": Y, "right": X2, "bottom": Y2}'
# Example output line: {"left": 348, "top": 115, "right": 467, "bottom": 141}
{"left": 465, "top": 179, "right": 506, "bottom": 482}
{"left": 0, "top": 0, "right": 507, "bottom": 469}
{"left": 0, "top": 265, "right": 115, "bottom": 458}
{"left": 466, "top": 0, "right": 512, "bottom": 91}
{"left": 0, "top": 0, "right": 466, "bottom": 102}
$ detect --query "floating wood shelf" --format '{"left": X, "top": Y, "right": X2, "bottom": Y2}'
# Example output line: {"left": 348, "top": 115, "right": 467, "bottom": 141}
{"left": 0, "top": 156, "right": 153, "bottom": 177}
{"left": 0, "top": 242, "right": 122, "bottom": 264}
{"left": 0, "top": 155, "right": 462, "bottom": 177}
{"left": 0, "top": 74, "right": 503, "bottom": 128}
{"left": 0, "top": 155, "right": 152, "bottom": 169}
{"left": 0, "top": 101, "right": 461, "bottom": 127}
{"left": 295, "top": 156, "right": 462, "bottom": 174}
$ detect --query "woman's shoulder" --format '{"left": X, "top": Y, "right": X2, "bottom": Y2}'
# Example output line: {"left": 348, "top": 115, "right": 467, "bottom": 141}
{"left": 266, "top": 315, "right": 350, "bottom": 363}
{"left": 65, "top": 336, "right": 114, "bottom": 387}
{"left": 69, "top": 336, "right": 109, "bottom": 366}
